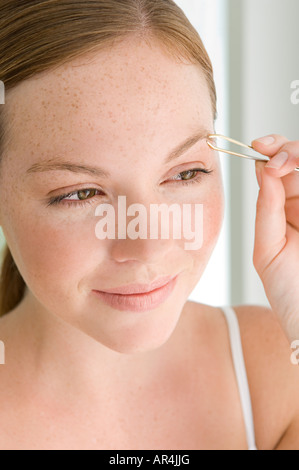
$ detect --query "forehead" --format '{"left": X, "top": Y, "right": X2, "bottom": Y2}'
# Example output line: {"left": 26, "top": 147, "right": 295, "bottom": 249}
{"left": 4, "top": 37, "right": 213, "bottom": 159}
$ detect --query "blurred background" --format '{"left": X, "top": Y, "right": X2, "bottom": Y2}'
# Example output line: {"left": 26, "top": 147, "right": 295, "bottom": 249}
{"left": 0, "top": 0, "right": 298, "bottom": 308}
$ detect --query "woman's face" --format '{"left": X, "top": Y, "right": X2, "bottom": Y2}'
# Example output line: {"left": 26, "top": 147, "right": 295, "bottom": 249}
{"left": 0, "top": 37, "right": 224, "bottom": 353}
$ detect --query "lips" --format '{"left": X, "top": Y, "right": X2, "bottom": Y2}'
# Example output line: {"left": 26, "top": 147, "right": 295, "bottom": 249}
{"left": 92, "top": 275, "right": 179, "bottom": 313}
{"left": 97, "top": 275, "right": 177, "bottom": 295}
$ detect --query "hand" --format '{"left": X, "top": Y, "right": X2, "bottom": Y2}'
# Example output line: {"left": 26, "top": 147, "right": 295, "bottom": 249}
{"left": 251, "top": 135, "right": 299, "bottom": 343}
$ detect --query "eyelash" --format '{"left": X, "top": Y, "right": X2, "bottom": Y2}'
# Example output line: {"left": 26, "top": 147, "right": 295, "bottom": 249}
{"left": 47, "top": 168, "right": 214, "bottom": 208}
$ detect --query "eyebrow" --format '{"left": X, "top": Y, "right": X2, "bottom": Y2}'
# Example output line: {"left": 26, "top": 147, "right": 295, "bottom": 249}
{"left": 26, "top": 129, "right": 210, "bottom": 178}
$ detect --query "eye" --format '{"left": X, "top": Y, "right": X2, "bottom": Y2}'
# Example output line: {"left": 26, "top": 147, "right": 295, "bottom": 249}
{"left": 47, "top": 188, "right": 104, "bottom": 208}
{"left": 47, "top": 168, "right": 214, "bottom": 209}
{"left": 170, "top": 168, "right": 213, "bottom": 186}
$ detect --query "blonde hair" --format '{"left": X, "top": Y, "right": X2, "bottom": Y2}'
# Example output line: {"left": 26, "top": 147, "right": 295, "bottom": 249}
{"left": 0, "top": 0, "right": 217, "bottom": 317}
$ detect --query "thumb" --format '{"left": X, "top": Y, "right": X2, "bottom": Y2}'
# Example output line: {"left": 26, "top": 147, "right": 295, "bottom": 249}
{"left": 253, "top": 162, "right": 287, "bottom": 274}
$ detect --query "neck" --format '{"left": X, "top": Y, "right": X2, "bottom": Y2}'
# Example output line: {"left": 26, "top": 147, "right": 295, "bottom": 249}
{"left": 3, "top": 290, "right": 181, "bottom": 400}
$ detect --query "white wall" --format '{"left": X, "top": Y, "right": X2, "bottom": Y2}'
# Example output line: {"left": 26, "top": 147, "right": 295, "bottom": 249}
{"left": 228, "top": 0, "right": 299, "bottom": 306}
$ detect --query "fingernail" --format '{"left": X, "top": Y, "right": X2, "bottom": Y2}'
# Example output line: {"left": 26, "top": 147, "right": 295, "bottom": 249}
{"left": 265, "top": 151, "right": 289, "bottom": 169}
{"left": 256, "top": 136, "right": 275, "bottom": 145}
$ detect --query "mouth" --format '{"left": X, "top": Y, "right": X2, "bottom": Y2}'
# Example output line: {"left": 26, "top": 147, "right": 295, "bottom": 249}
{"left": 92, "top": 274, "right": 179, "bottom": 312}
{"left": 98, "top": 275, "right": 178, "bottom": 295}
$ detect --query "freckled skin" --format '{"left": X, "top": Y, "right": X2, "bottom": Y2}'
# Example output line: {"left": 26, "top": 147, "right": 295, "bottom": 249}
{"left": 0, "top": 36, "right": 224, "bottom": 354}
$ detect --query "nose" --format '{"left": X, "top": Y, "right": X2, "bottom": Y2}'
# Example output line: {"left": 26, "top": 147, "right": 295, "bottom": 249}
{"left": 110, "top": 195, "right": 180, "bottom": 263}
{"left": 95, "top": 193, "right": 184, "bottom": 263}
{"left": 110, "top": 234, "right": 176, "bottom": 264}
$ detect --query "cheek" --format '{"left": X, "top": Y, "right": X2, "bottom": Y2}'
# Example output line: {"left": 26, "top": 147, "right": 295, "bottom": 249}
{"left": 204, "top": 186, "right": 225, "bottom": 246}
{"left": 183, "top": 179, "right": 225, "bottom": 269}
{"left": 1, "top": 206, "right": 107, "bottom": 298}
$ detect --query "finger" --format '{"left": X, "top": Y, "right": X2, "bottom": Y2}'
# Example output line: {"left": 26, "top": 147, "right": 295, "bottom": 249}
{"left": 252, "top": 134, "right": 289, "bottom": 157}
{"left": 264, "top": 141, "right": 299, "bottom": 177}
{"left": 252, "top": 136, "right": 299, "bottom": 178}
{"left": 285, "top": 197, "right": 299, "bottom": 231}
{"left": 253, "top": 161, "right": 287, "bottom": 275}
{"left": 282, "top": 171, "right": 299, "bottom": 200}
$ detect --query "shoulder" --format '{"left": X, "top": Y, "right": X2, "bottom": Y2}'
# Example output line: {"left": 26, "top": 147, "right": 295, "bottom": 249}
{"left": 186, "top": 301, "right": 299, "bottom": 449}
{"left": 232, "top": 304, "right": 299, "bottom": 449}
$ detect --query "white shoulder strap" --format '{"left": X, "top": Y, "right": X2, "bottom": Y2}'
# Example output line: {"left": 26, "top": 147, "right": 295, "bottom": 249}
{"left": 221, "top": 306, "right": 257, "bottom": 451}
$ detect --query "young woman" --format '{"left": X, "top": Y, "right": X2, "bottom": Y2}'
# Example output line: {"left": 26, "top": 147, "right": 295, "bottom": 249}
{"left": 0, "top": 0, "right": 299, "bottom": 450}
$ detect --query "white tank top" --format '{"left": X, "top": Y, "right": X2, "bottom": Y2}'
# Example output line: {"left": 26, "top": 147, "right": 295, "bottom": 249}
{"left": 220, "top": 306, "right": 258, "bottom": 451}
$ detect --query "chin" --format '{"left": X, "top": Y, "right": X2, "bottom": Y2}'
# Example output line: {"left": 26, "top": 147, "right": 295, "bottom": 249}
{"left": 70, "top": 298, "right": 185, "bottom": 355}
{"left": 69, "top": 275, "right": 189, "bottom": 354}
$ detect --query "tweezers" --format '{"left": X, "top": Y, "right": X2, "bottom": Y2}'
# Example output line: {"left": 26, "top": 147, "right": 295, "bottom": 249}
{"left": 207, "top": 134, "right": 299, "bottom": 172}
